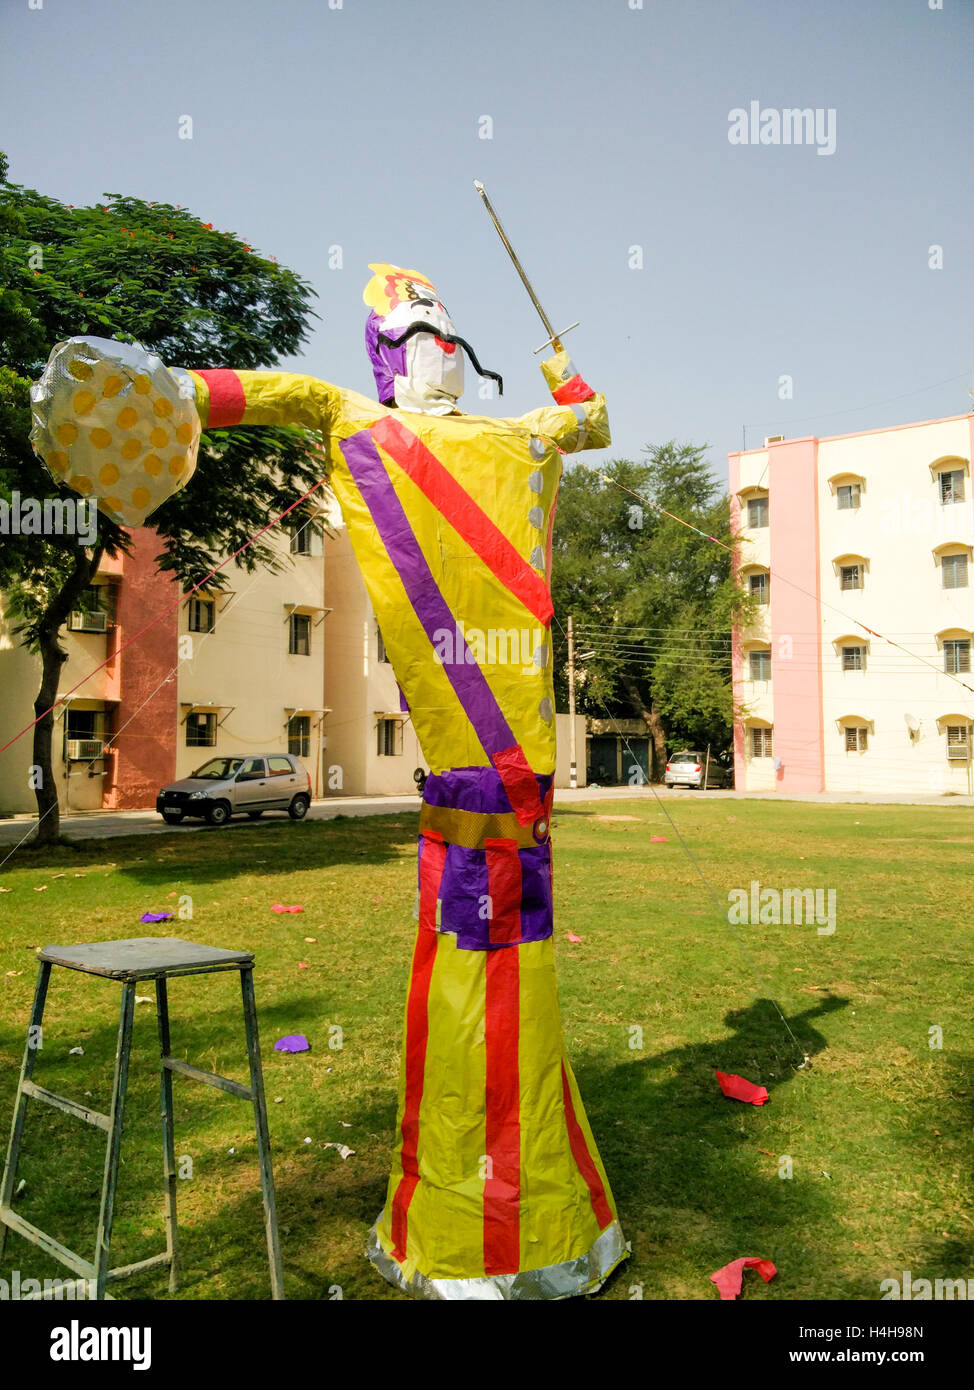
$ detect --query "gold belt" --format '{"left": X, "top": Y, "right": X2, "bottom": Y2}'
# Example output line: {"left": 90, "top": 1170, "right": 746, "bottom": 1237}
{"left": 419, "top": 802, "right": 548, "bottom": 849}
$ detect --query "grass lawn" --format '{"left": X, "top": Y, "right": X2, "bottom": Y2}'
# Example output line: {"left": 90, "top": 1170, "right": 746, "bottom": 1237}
{"left": 0, "top": 797, "right": 971, "bottom": 1301}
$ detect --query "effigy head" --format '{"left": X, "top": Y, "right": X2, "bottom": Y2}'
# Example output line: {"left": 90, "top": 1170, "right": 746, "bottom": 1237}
{"left": 363, "top": 263, "right": 465, "bottom": 415}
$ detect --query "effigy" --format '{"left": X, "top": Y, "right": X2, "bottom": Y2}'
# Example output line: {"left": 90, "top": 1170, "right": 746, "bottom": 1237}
{"left": 30, "top": 259, "right": 627, "bottom": 1299}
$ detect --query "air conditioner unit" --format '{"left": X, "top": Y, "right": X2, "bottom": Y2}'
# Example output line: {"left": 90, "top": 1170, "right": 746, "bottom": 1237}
{"left": 764, "top": 435, "right": 785, "bottom": 446}
{"left": 68, "top": 610, "right": 108, "bottom": 633}
{"left": 66, "top": 739, "right": 104, "bottom": 761}
{"left": 947, "top": 744, "right": 970, "bottom": 761}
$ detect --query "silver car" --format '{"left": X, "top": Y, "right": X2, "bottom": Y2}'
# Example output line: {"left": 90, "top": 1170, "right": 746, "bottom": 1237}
{"left": 156, "top": 754, "right": 312, "bottom": 826}
{"left": 664, "top": 751, "right": 729, "bottom": 789}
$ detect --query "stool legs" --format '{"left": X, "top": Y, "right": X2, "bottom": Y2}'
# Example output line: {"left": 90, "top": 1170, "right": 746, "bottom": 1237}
{"left": 0, "top": 961, "right": 51, "bottom": 1262}
{"left": 155, "top": 978, "right": 180, "bottom": 1293}
{"left": 94, "top": 981, "right": 136, "bottom": 1300}
{"left": 240, "top": 966, "right": 284, "bottom": 1300}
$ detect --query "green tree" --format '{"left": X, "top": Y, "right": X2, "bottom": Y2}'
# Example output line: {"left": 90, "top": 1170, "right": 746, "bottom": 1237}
{"left": 551, "top": 444, "right": 750, "bottom": 780}
{"left": 0, "top": 155, "right": 322, "bottom": 842}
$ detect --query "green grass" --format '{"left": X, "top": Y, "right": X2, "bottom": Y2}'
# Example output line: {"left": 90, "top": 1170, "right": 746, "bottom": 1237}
{"left": 0, "top": 799, "right": 971, "bottom": 1301}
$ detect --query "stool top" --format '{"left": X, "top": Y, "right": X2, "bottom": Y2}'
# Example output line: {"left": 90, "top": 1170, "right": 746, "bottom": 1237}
{"left": 37, "top": 937, "right": 254, "bottom": 980}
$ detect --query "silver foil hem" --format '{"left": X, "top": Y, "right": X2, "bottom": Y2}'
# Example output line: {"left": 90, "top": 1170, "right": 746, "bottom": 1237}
{"left": 366, "top": 1217, "right": 628, "bottom": 1300}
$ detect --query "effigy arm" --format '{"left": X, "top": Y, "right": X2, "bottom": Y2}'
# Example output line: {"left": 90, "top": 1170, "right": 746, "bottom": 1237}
{"left": 517, "top": 351, "right": 611, "bottom": 454}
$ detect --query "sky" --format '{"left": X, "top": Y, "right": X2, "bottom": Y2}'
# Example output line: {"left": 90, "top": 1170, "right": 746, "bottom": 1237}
{"left": 2, "top": 0, "right": 972, "bottom": 484}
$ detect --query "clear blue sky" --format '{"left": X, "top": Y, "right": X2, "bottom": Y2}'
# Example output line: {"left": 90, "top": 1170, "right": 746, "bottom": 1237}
{"left": 2, "top": 0, "right": 972, "bottom": 483}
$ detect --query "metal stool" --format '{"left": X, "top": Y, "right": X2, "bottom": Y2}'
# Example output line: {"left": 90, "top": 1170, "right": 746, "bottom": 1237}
{"left": 0, "top": 937, "right": 284, "bottom": 1300}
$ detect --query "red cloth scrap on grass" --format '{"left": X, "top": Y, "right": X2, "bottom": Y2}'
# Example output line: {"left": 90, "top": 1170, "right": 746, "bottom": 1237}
{"left": 710, "top": 1256, "right": 777, "bottom": 1300}
{"left": 271, "top": 904, "right": 303, "bottom": 914}
{"left": 715, "top": 1070, "right": 769, "bottom": 1106}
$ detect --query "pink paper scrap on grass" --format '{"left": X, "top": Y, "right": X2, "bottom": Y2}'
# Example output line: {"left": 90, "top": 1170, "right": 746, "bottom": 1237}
{"left": 271, "top": 904, "right": 303, "bottom": 914}
{"left": 710, "top": 1256, "right": 778, "bottom": 1300}
{"left": 715, "top": 1070, "right": 769, "bottom": 1106}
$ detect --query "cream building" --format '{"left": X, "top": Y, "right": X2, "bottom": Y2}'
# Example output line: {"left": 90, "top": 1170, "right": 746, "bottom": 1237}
{"left": 731, "top": 412, "right": 974, "bottom": 794}
{"left": 321, "top": 520, "right": 426, "bottom": 797}
{"left": 0, "top": 511, "right": 329, "bottom": 814}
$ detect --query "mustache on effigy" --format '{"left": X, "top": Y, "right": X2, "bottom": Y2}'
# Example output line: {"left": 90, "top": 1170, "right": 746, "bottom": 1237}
{"left": 376, "top": 322, "right": 503, "bottom": 396}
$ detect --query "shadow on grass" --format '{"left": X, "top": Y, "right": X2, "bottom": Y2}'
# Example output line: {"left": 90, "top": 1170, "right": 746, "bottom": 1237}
{"left": 574, "top": 993, "right": 863, "bottom": 1297}
{"left": 0, "top": 813, "right": 422, "bottom": 887}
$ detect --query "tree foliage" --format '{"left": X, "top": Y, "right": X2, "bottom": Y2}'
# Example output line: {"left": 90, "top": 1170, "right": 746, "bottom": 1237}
{"left": 0, "top": 154, "right": 323, "bottom": 837}
{"left": 551, "top": 443, "right": 749, "bottom": 774}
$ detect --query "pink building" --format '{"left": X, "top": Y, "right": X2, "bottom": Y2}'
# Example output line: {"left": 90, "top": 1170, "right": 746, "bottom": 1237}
{"left": 730, "top": 413, "right": 974, "bottom": 795}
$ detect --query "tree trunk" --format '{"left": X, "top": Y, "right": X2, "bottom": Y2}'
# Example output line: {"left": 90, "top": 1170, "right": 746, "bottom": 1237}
{"left": 620, "top": 673, "right": 668, "bottom": 782}
{"left": 31, "top": 546, "right": 104, "bottom": 845}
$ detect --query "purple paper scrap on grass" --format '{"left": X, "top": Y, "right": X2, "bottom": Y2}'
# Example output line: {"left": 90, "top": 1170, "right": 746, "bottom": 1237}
{"left": 274, "top": 1034, "right": 311, "bottom": 1053}
{"left": 140, "top": 912, "right": 174, "bottom": 923}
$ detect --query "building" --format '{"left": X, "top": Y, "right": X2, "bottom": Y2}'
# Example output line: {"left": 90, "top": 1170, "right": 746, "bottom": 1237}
{"left": 321, "top": 521, "right": 426, "bottom": 796}
{"left": 0, "top": 514, "right": 328, "bottom": 814}
{"left": 730, "top": 412, "right": 974, "bottom": 794}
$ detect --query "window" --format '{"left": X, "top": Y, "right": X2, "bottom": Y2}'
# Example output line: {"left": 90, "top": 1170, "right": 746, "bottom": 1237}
{"left": 289, "top": 612, "right": 311, "bottom": 655}
{"left": 186, "top": 712, "right": 216, "bottom": 747}
{"left": 840, "top": 564, "right": 862, "bottom": 591}
{"left": 377, "top": 718, "right": 403, "bottom": 756}
{"left": 377, "top": 626, "right": 389, "bottom": 663}
{"left": 939, "top": 470, "right": 965, "bottom": 505}
{"left": 841, "top": 645, "right": 865, "bottom": 672}
{"left": 289, "top": 519, "right": 322, "bottom": 555}
{"left": 69, "top": 584, "right": 114, "bottom": 631}
{"left": 845, "top": 726, "right": 868, "bottom": 752}
{"left": 944, "top": 639, "right": 971, "bottom": 674}
{"left": 749, "top": 572, "right": 769, "bottom": 604}
{"left": 747, "top": 496, "right": 768, "bottom": 528}
{"left": 66, "top": 707, "right": 112, "bottom": 741}
{"left": 268, "top": 755, "right": 294, "bottom": 776}
{"left": 287, "top": 715, "right": 310, "bottom": 757}
{"left": 942, "top": 554, "right": 969, "bottom": 590}
{"left": 78, "top": 585, "right": 106, "bottom": 615}
{"left": 188, "top": 597, "right": 215, "bottom": 634}
{"left": 946, "top": 724, "right": 971, "bottom": 760}
{"left": 749, "top": 649, "right": 771, "bottom": 681}
{"left": 237, "top": 757, "right": 266, "bottom": 778}
{"left": 837, "top": 484, "right": 861, "bottom": 511}
{"left": 750, "top": 726, "right": 773, "bottom": 758}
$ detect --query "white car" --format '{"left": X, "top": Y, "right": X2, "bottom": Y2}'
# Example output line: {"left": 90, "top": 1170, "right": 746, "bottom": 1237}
{"left": 156, "top": 754, "right": 312, "bottom": 826}
{"left": 664, "top": 751, "right": 728, "bottom": 789}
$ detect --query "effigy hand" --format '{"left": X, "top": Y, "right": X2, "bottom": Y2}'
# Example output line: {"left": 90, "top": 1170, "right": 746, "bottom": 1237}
{"left": 30, "top": 336, "right": 202, "bottom": 529}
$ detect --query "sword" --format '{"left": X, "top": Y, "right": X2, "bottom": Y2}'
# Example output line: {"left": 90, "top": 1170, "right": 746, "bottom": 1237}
{"left": 473, "top": 180, "right": 579, "bottom": 356}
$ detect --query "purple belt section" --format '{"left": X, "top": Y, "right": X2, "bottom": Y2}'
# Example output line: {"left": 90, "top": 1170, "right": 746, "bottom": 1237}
{"left": 419, "top": 767, "right": 554, "bottom": 951}
{"left": 419, "top": 835, "right": 553, "bottom": 952}
{"left": 423, "top": 765, "right": 553, "bottom": 815}
{"left": 340, "top": 430, "right": 516, "bottom": 759}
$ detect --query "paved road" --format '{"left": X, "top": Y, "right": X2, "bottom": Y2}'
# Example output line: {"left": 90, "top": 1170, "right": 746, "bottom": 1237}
{"left": 1, "top": 783, "right": 970, "bottom": 848}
